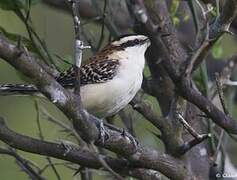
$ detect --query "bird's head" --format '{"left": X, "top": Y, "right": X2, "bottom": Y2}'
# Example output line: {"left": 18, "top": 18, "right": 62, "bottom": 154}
{"left": 111, "top": 34, "right": 151, "bottom": 53}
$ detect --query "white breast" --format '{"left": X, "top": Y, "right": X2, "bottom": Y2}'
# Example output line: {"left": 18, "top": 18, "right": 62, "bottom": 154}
{"left": 80, "top": 47, "right": 146, "bottom": 118}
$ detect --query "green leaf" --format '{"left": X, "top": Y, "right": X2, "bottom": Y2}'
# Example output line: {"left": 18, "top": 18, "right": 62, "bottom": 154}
{"left": 170, "top": 0, "right": 180, "bottom": 16}
{"left": 183, "top": 14, "right": 190, "bottom": 22}
{"left": 211, "top": 39, "right": 223, "bottom": 59}
{"left": 170, "top": 0, "right": 180, "bottom": 26}
{"left": 172, "top": 16, "right": 180, "bottom": 26}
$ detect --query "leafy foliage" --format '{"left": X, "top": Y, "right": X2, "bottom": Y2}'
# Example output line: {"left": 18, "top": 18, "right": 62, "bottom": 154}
{"left": 211, "top": 38, "right": 223, "bottom": 59}
{"left": 170, "top": 0, "right": 180, "bottom": 25}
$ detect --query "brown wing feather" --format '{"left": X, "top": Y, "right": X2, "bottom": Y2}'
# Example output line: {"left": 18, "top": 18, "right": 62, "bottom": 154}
{"left": 56, "top": 53, "right": 120, "bottom": 87}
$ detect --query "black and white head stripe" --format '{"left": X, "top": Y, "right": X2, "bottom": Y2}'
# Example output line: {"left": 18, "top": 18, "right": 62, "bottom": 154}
{"left": 111, "top": 34, "right": 150, "bottom": 48}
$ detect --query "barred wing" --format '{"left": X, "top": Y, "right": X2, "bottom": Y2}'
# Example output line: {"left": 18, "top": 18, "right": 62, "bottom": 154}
{"left": 56, "top": 59, "right": 119, "bottom": 87}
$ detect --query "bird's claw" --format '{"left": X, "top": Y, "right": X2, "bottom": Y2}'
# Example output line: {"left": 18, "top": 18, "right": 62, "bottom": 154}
{"left": 60, "top": 141, "right": 77, "bottom": 156}
{"left": 98, "top": 120, "right": 110, "bottom": 145}
{"left": 121, "top": 128, "right": 139, "bottom": 151}
{"left": 97, "top": 121, "right": 138, "bottom": 151}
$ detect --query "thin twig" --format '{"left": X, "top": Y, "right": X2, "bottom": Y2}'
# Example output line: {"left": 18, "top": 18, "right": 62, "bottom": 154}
{"left": 34, "top": 100, "right": 44, "bottom": 139}
{"left": 70, "top": 0, "right": 82, "bottom": 95}
{"left": 34, "top": 100, "right": 62, "bottom": 180}
{"left": 69, "top": 0, "right": 90, "bottom": 94}
{"left": 91, "top": 0, "right": 121, "bottom": 36}
{"left": 81, "top": 27, "right": 97, "bottom": 53}
{"left": 187, "top": 0, "right": 203, "bottom": 45}
{"left": 71, "top": 0, "right": 83, "bottom": 68}
{"left": 130, "top": 92, "right": 167, "bottom": 131}
{"left": 0, "top": 147, "right": 46, "bottom": 180}
{"left": 25, "top": 0, "right": 32, "bottom": 22}
{"left": 89, "top": 144, "right": 124, "bottom": 180}
{"left": 177, "top": 113, "right": 209, "bottom": 140}
{"left": 40, "top": 106, "right": 82, "bottom": 143}
{"left": 96, "top": 0, "right": 107, "bottom": 51}
{"left": 178, "top": 134, "right": 210, "bottom": 155}
{"left": 212, "top": 73, "right": 229, "bottom": 162}
{"left": 176, "top": 113, "right": 211, "bottom": 155}
{"left": 194, "top": 0, "right": 207, "bottom": 21}
{"left": 215, "top": 73, "right": 229, "bottom": 116}
{"left": 213, "top": 130, "right": 224, "bottom": 162}
{"left": 39, "top": 162, "right": 73, "bottom": 174}
{"left": 13, "top": 6, "right": 56, "bottom": 68}
{"left": 184, "top": 20, "right": 210, "bottom": 76}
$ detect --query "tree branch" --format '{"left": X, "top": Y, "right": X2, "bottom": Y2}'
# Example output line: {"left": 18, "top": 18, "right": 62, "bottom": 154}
{"left": 0, "top": 147, "right": 46, "bottom": 180}
{"left": 0, "top": 27, "right": 193, "bottom": 180}
{"left": 0, "top": 117, "right": 191, "bottom": 179}
{"left": 0, "top": 118, "right": 128, "bottom": 172}
{"left": 129, "top": 0, "right": 237, "bottom": 135}
{"left": 191, "top": 0, "right": 237, "bottom": 71}
{"left": 0, "top": 33, "right": 99, "bottom": 143}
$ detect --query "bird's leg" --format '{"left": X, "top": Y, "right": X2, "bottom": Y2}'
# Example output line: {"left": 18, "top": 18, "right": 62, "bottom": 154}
{"left": 98, "top": 119, "right": 110, "bottom": 144}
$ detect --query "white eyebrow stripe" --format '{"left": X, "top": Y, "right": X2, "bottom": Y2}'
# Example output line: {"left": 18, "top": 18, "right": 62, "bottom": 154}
{"left": 111, "top": 35, "right": 147, "bottom": 46}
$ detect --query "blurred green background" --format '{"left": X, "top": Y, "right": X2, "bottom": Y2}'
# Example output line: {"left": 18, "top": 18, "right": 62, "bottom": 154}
{"left": 0, "top": 1, "right": 237, "bottom": 180}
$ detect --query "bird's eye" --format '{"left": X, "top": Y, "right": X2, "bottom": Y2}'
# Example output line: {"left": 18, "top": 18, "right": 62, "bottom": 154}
{"left": 134, "top": 39, "right": 139, "bottom": 44}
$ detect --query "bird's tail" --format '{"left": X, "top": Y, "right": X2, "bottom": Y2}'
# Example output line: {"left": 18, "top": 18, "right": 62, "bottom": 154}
{"left": 0, "top": 84, "right": 38, "bottom": 95}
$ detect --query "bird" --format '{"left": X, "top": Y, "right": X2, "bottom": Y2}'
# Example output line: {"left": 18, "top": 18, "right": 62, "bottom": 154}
{"left": 0, "top": 34, "right": 151, "bottom": 118}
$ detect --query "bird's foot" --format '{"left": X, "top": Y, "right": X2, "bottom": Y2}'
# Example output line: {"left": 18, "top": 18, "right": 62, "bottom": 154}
{"left": 121, "top": 129, "right": 139, "bottom": 151}
{"left": 98, "top": 120, "right": 110, "bottom": 145}
{"left": 60, "top": 140, "right": 78, "bottom": 156}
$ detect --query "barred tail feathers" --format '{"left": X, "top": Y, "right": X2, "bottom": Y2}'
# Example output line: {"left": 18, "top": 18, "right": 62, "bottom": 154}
{"left": 0, "top": 84, "right": 38, "bottom": 95}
